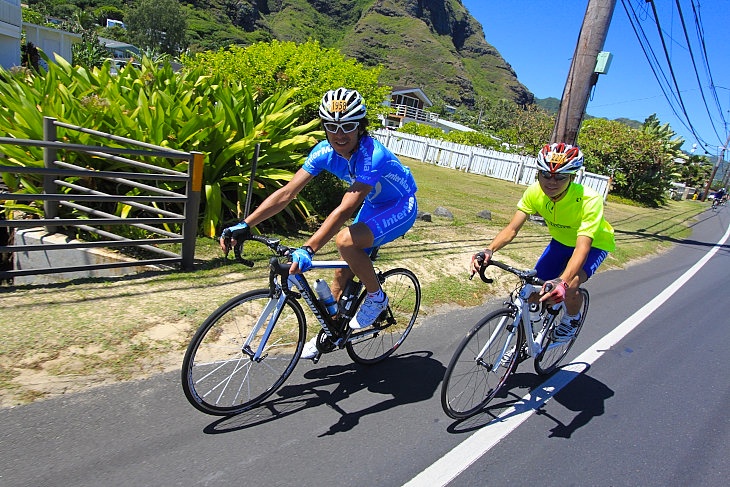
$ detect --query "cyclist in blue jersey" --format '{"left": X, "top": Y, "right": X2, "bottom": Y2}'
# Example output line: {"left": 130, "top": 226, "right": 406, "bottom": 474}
{"left": 221, "top": 88, "right": 418, "bottom": 358}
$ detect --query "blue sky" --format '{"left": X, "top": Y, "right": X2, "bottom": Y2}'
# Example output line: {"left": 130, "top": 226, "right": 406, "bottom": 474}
{"left": 461, "top": 0, "right": 730, "bottom": 157}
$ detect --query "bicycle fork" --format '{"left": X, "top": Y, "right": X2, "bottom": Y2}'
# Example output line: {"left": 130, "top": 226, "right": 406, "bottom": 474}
{"left": 241, "top": 292, "right": 288, "bottom": 363}
{"left": 477, "top": 312, "right": 518, "bottom": 373}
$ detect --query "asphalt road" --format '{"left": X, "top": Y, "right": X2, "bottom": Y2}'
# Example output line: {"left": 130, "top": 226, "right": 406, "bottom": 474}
{"left": 2, "top": 206, "right": 729, "bottom": 487}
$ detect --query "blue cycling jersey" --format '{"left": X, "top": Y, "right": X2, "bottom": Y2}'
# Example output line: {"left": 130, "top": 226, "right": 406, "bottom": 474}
{"left": 302, "top": 135, "right": 417, "bottom": 204}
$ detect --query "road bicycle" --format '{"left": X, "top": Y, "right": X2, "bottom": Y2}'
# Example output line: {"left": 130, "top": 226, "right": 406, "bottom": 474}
{"left": 711, "top": 196, "right": 726, "bottom": 210}
{"left": 181, "top": 234, "right": 421, "bottom": 416}
{"left": 440, "top": 257, "right": 589, "bottom": 420}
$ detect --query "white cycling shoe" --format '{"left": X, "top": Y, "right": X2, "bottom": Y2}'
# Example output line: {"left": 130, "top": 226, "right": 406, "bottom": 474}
{"left": 300, "top": 337, "right": 319, "bottom": 360}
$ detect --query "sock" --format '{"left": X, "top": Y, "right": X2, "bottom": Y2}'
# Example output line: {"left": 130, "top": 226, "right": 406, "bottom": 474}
{"left": 563, "top": 312, "right": 581, "bottom": 324}
{"left": 367, "top": 289, "right": 385, "bottom": 302}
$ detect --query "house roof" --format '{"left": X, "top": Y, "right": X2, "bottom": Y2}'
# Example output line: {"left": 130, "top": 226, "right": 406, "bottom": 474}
{"left": 98, "top": 36, "right": 139, "bottom": 55}
{"left": 389, "top": 86, "right": 433, "bottom": 107}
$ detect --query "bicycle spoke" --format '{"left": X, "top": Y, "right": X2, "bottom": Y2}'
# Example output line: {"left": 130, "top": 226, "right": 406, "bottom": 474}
{"left": 347, "top": 268, "right": 420, "bottom": 364}
{"left": 441, "top": 309, "right": 520, "bottom": 419}
{"left": 182, "top": 290, "right": 306, "bottom": 415}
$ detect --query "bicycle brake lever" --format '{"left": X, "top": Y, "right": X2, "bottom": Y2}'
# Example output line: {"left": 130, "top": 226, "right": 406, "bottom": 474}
{"left": 222, "top": 235, "right": 232, "bottom": 259}
{"left": 471, "top": 253, "right": 493, "bottom": 283}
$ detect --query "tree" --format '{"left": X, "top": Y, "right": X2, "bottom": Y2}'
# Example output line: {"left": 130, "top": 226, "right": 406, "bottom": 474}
{"left": 642, "top": 114, "right": 686, "bottom": 163}
{"left": 126, "top": 0, "right": 188, "bottom": 55}
{"left": 675, "top": 154, "right": 712, "bottom": 188}
{"left": 579, "top": 118, "right": 673, "bottom": 207}
{"left": 184, "top": 39, "right": 390, "bottom": 123}
{"left": 72, "top": 29, "right": 109, "bottom": 69}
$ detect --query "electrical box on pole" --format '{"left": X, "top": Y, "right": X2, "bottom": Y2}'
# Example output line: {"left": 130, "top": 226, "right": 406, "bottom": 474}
{"left": 551, "top": 0, "right": 617, "bottom": 146}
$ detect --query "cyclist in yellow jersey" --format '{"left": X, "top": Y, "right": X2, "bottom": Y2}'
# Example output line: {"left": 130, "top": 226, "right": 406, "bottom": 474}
{"left": 471, "top": 143, "right": 615, "bottom": 342}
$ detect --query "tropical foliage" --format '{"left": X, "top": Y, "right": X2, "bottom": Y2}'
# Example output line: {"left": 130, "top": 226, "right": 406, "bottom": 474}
{"left": 578, "top": 118, "right": 677, "bottom": 207}
{"left": 0, "top": 53, "right": 320, "bottom": 237}
{"left": 183, "top": 39, "right": 392, "bottom": 123}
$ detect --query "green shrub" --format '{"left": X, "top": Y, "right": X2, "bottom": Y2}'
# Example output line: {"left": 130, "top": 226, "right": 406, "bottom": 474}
{"left": 0, "top": 53, "right": 320, "bottom": 237}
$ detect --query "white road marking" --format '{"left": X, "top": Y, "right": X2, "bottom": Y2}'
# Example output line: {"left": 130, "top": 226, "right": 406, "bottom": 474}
{"left": 403, "top": 222, "right": 730, "bottom": 487}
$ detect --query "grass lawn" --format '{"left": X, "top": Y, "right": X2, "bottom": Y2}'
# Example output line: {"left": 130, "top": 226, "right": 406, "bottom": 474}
{"left": 0, "top": 157, "right": 711, "bottom": 406}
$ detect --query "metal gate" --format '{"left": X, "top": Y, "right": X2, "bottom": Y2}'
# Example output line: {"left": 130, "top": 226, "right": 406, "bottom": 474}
{"left": 0, "top": 116, "right": 204, "bottom": 283}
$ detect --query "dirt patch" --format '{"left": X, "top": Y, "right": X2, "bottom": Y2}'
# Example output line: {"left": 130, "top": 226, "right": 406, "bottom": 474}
{"left": 0, "top": 228, "right": 504, "bottom": 408}
{"left": 0, "top": 218, "right": 631, "bottom": 409}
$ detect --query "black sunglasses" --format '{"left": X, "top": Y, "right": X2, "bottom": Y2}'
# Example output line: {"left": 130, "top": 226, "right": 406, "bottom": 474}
{"left": 538, "top": 170, "right": 571, "bottom": 181}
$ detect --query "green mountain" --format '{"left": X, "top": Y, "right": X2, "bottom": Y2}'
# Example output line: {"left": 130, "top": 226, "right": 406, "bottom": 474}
{"left": 535, "top": 97, "right": 644, "bottom": 127}
{"left": 182, "top": 0, "right": 534, "bottom": 109}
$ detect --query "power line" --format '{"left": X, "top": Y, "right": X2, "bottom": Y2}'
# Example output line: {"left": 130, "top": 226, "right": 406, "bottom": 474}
{"left": 620, "top": 0, "right": 704, "bottom": 147}
{"left": 690, "top": 0, "right": 728, "bottom": 137}
{"left": 673, "top": 0, "right": 724, "bottom": 143}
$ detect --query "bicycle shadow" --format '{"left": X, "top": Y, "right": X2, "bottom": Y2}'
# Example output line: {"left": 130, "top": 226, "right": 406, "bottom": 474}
{"left": 202, "top": 351, "right": 444, "bottom": 435}
{"left": 446, "top": 364, "right": 614, "bottom": 439}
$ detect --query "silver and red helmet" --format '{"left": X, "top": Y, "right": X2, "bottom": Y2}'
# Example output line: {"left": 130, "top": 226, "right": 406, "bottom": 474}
{"left": 537, "top": 143, "right": 584, "bottom": 174}
{"left": 319, "top": 88, "right": 367, "bottom": 122}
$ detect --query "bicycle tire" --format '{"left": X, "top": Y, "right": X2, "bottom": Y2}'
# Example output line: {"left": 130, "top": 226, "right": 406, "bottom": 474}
{"left": 534, "top": 288, "right": 589, "bottom": 376}
{"left": 181, "top": 289, "right": 306, "bottom": 416}
{"left": 346, "top": 268, "right": 420, "bottom": 364}
{"left": 441, "top": 308, "right": 523, "bottom": 419}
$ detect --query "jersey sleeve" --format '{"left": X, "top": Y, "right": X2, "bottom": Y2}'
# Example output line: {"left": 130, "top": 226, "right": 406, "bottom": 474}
{"left": 301, "top": 141, "right": 330, "bottom": 177}
{"left": 577, "top": 192, "right": 605, "bottom": 239}
{"left": 516, "top": 183, "right": 540, "bottom": 214}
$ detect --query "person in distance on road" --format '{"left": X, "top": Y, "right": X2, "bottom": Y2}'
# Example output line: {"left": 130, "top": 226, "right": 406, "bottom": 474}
{"left": 221, "top": 87, "right": 418, "bottom": 358}
{"left": 470, "top": 142, "right": 615, "bottom": 342}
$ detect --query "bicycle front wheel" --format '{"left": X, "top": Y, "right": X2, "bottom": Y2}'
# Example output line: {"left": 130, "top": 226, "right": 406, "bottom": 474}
{"left": 346, "top": 268, "right": 421, "bottom": 365}
{"left": 441, "top": 308, "right": 522, "bottom": 419}
{"left": 181, "top": 289, "right": 306, "bottom": 416}
{"left": 534, "top": 288, "right": 589, "bottom": 376}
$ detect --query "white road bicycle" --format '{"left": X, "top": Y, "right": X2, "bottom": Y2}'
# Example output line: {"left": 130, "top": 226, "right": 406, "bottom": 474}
{"left": 440, "top": 257, "right": 589, "bottom": 420}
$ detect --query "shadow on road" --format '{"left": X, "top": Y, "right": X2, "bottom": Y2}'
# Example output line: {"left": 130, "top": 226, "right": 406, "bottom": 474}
{"left": 444, "top": 365, "right": 614, "bottom": 440}
{"left": 203, "top": 350, "right": 444, "bottom": 435}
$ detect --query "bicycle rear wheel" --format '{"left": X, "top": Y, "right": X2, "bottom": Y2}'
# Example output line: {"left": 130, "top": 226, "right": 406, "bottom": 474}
{"left": 441, "top": 308, "right": 523, "bottom": 419}
{"left": 181, "top": 289, "right": 306, "bottom": 415}
{"left": 534, "top": 288, "right": 589, "bottom": 376}
{"left": 346, "top": 268, "right": 420, "bottom": 364}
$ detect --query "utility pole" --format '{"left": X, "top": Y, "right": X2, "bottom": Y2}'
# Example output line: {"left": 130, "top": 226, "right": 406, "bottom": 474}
{"left": 701, "top": 132, "right": 730, "bottom": 200}
{"left": 551, "top": 0, "right": 617, "bottom": 145}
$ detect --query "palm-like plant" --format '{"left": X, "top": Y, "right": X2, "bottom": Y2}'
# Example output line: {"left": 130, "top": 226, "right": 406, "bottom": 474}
{"left": 0, "top": 52, "right": 320, "bottom": 236}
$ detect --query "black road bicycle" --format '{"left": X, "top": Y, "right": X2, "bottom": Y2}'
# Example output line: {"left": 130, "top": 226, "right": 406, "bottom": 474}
{"left": 181, "top": 234, "right": 421, "bottom": 416}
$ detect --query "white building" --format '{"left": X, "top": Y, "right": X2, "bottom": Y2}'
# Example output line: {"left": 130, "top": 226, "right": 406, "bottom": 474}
{"left": 23, "top": 22, "right": 81, "bottom": 66}
{"left": 0, "top": 0, "right": 22, "bottom": 68}
{"left": 0, "top": 1, "right": 80, "bottom": 69}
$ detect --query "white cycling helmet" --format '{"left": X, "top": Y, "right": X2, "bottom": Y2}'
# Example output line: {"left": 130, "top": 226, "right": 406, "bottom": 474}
{"left": 319, "top": 88, "right": 367, "bottom": 122}
{"left": 537, "top": 143, "right": 584, "bottom": 174}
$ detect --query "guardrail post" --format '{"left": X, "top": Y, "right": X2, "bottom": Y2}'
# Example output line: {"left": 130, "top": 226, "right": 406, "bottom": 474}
{"left": 43, "top": 116, "right": 59, "bottom": 233}
{"left": 182, "top": 151, "right": 204, "bottom": 271}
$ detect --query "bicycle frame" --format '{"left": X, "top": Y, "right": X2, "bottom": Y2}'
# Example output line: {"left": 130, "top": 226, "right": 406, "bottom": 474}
{"left": 486, "top": 281, "right": 558, "bottom": 372}
{"left": 245, "top": 257, "right": 380, "bottom": 362}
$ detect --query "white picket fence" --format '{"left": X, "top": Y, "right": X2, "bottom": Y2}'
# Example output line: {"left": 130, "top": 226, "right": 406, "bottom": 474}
{"left": 372, "top": 129, "right": 611, "bottom": 199}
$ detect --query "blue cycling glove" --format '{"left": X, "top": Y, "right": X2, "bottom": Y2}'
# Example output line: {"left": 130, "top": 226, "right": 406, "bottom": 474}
{"left": 221, "top": 221, "right": 251, "bottom": 241}
{"left": 291, "top": 246, "right": 314, "bottom": 273}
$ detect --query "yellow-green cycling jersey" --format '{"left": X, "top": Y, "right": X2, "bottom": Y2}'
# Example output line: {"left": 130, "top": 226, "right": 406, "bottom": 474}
{"left": 517, "top": 182, "right": 615, "bottom": 252}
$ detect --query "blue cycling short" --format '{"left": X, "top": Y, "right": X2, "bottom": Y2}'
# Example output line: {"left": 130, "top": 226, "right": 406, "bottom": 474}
{"left": 534, "top": 238, "right": 609, "bottom": 281}
{"left": 354, "top": 195, "right": 417, "bottom": 248}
